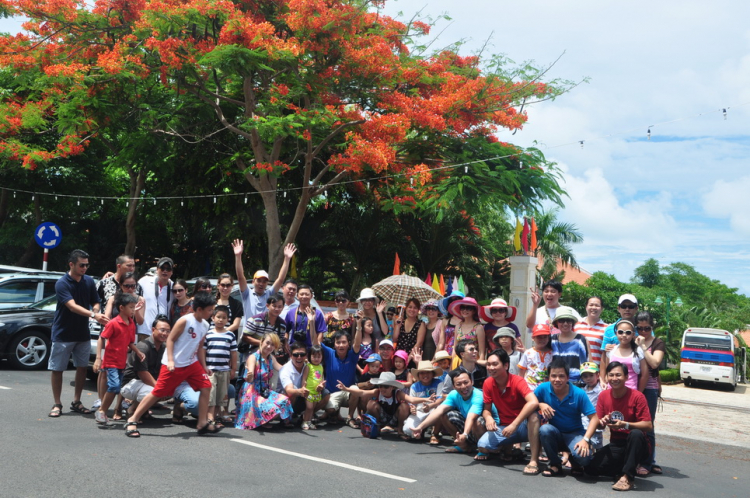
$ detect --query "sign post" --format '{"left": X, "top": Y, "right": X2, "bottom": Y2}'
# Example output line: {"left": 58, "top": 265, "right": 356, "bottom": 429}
{"left": 34, "top": 222, "right": 63, "bottom": 271}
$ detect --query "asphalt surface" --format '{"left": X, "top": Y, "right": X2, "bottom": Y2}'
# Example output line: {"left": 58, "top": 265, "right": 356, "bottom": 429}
{"left": 1, "top": 364, "right": 749, "bottom": 498}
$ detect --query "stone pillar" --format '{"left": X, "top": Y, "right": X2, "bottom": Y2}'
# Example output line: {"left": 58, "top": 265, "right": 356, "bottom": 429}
{"left": 509, "top": 255, "right": 538, "bottom": 348}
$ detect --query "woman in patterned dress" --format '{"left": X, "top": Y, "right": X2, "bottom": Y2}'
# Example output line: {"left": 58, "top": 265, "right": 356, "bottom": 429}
{"left": 235, "top": 332, "right": 293, "bottom": 430}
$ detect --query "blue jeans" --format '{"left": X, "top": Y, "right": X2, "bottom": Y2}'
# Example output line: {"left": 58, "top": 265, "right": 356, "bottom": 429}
{"left": 176, "top": 386, "right": 200, "bottom": 417}
{"left": 539, "top": 424, "right": 593, "bottom": 468}
{"left": 105, "top": 368, "right": 124, "bottom": 394}
{"left": 643, "top": 388, "right": 659, "bottom": 468}
{"left": 477, "top": 419, "right": 529, "bottom": 451}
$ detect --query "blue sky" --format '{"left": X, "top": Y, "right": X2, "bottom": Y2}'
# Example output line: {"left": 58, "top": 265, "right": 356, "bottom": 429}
{"left": 383, "top": 0, "right": 750, "bottom": 296}
{"left": 2, "top": 2, "right": 749, "bottom": 296}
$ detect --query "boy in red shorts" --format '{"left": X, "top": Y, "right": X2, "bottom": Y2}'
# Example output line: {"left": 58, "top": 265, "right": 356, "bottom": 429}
{"left": 125, "top": 292, "right": 220, "bottom": 437}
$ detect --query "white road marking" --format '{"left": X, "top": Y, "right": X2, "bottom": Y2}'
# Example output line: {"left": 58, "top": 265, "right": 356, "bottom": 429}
{"left": 230, "top": 438, "right": 417, "bottom": 483}
{"left": 0, "top": 386, "right": 11, "bottom": 390}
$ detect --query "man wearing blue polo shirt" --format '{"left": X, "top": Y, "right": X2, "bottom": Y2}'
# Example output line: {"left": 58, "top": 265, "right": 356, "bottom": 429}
{"left": 48, "top": 249, "right": 110, "bottom": 418}
{"left": 535, "top": 358, "right": 599, "bottom": 477}
{"left": 315, "top": 325, "right": 362, "bottom": 423}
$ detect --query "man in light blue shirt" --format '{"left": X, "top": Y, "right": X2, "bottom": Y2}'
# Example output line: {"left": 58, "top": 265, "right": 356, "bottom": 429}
{"left": 600, "top": 294, "right": 639, "bottom": 352}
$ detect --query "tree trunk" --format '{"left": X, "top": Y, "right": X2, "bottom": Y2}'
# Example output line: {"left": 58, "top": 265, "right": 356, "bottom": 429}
{"left": 0, "top": 187, "right": 8, "bottom": 228}
{"left": 124, "top": 168, "right": 145, "bottom": 257}
{"left": 14, "top": 193, "right": 42, "bottom": 267}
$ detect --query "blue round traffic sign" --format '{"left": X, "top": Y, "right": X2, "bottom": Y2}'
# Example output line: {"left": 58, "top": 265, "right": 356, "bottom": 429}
{"left": 34, "top": 222, "right": 62, "bottom": 249}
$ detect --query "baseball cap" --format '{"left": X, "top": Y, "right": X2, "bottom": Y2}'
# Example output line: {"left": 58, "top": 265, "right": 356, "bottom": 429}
{"left": 379, "top": 339, "right": 394, "bottom": 349}
{"left": 532, "top": 324, "right": 551, "bottom": 337}
{"left": 580, "top": 362, "right": 600, "bottom": 374}
{"left": 157, "top": 257, "right": 174, "bottom": 270}
{"left": 366, "top": 354, "right": 382, "bottom": 363}
{"left": 618, "top": 294, "right": 638, "bottom": 305}
{"left": 253, "top": 270, "right": 270, "bottom": 280}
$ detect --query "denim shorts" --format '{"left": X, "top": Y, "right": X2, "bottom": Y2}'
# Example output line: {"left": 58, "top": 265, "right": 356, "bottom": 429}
{"left": 477, "top": 419, "right": 530, "bottom": 450}
{"left": 105, "top": 368, "right": 124, "bottom": 394}
{"left": 48, "top": 341, "right": 91, "bottom": 371}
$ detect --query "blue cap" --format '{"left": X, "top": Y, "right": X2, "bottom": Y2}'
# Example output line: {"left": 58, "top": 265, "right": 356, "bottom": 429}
{"left": 365, "top": 353, "right": 382, "bottom": 363}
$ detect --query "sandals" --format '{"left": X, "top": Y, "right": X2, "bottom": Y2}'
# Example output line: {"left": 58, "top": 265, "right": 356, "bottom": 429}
{"left": 346, "top": 417, "right": 360, "bottom": 429}
{"left": 543, "top": 465, "right": 563, "bottom": 477}
{"left": 523, "top": 464, "right": 541, "bottom": 475}
{"left": 125, "top": 422, "right": 140, "bottom": 438}
{"left": 445, "top": 445, "right": 466, "bottom": 453}
{"left": 429, "top": 435, "right": 440, "bottom": 445}
{"left": 70, "top": 400, "right": 93, "bottom": 415}
{"left": 474, "top": 452, "right": 490, "bottom": 461}
{"left": 612, "top": 475, "right": 636, "bottom": 491}
{"left": 636, "top": 465, "right": 650, "bottom": 476}
{"left": 302, "top": 421, "right": 317, "bottom": 430}
{"left": 651, "top": 465, "right": 663, "bottom": 475}
{"left": 49, "top": 404, "right": 63, "bottom": 418}
{"left": 197, "top": 422, "right": 222, "bottom": 435}
{"left": 570, "top": 465, "right": 585, "bottom": 476}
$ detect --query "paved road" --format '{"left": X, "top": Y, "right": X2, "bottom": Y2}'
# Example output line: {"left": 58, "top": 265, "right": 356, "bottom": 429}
{"left": 1, "top": 366, "right": 748, "bottom": 498}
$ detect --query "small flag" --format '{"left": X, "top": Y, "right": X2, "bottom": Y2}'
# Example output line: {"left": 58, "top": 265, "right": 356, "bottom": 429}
{"left": 458, "top": 275, "right": 465, "bottom": 294}
{"left": 445, "top": 276, "right": 453, "bottom": 295}
{"left": 432, "top": 275, "right": 441, "bottom": 294}
{"left": 289, "top": 254, "right": 298, "bottom": 279}
{"left": 530, "top": 217, "right": 538, "bottom": 252}
{"left": 439, "top": 274, "right": 446, "bottom": 296}
{"left": 521, "top": 218, "right": 530, "bottom": 254}
{"left": 393, "top": 253, "right": 400, "bottom": 275}
{"left": 425, "top": 273, "right": 432, "bottom": 286}
{"left": 452, "top": 276, "right": 459, "bottom": 293}
{"left": 513, "top": 218, "right": 522, "bottom": 251}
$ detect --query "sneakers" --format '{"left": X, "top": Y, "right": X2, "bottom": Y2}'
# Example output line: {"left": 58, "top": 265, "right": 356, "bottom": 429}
{"left": 91, "top": 398, "right": 102, "bottom": 410}
{"left": 94, "top": 410, "right": 109, "bottom": 425}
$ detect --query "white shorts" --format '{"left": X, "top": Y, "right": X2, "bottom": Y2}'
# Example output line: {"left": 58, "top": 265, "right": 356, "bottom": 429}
{"left": 120, "top": 379, "right": 154, "bottom": 402}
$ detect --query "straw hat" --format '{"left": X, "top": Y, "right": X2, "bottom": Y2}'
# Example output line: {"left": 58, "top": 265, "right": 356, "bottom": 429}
{"left": 410, "top": 360, "right": 443, "bottom": 379}
{"left": 356, "top": 288, "right": 378, "bottom": 302}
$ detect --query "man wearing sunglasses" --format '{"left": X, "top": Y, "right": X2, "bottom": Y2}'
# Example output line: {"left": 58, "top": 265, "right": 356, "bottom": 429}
{"left": 48, "top": 249, "right": 110, "bottom": 418}
{"left": 600, "top": 294, "right": 639, "bottom": 353}
{"left": 137, "top": 257, "right": 174, "bottom": 341}
{"left": 96, "top": 254, "right": 143, "bottom": 305}
{"left": 277, "top": 342, "right": 319, "bottom": 418}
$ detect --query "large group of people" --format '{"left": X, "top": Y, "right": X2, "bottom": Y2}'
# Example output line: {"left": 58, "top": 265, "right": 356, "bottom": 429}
{"left": 47, "top": 247, "right": 666, "bottom": 492}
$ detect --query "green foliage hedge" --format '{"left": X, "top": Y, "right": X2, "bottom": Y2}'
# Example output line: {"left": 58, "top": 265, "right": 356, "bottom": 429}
{"left": 660, "top": 368, "right": 680, "bottom": 383}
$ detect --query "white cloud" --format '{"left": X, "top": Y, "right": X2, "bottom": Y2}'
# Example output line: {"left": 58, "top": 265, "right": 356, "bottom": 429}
{"left": 703, "top": 176, "right": 750, "bottom": 235}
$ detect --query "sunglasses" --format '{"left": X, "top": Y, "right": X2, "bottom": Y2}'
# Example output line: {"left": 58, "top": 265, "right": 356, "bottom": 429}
{"left": 619, "top": 304, "right": 637, "bottom": 310}
{"left": 219, "top": 283, "right": 232, "bottom": 288}
{"left": 459, "top": 305, "right": 475, "bottom": 311}
{"left": 335, "top": 299, "right": 348, "bottom": 303}
{"left": 172, "top": 288, "right": 185, "bottom": 293}
{"left": 616, "top": 330, "right": 633, "bottom": 335}
{"left": 423, "top": 306, "right": 438, "bottom": 312}
{"left": 198, "top": 284, "right": 212, "bottom": 289}
{"left": 291, "top": 352, "right": 307, "bottom": 358}
{"left": 122, "top": 284, "right": 136, "bottom": 289}
{"left": 637, "top": 326, "right": 652, "bottom": 332}
{"left": 77, "top": 263, "right": 90, "bottom": 268}
{"left": 490, "top": 308, "right": 507, "bottom": 314}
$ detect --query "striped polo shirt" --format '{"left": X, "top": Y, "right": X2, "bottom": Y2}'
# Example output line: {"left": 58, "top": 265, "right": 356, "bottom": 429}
{"left": 574, "top": 320, "right": 608, "bottom": 364}
{"left": 203, "top": 329, "right": 238, "bottom": 371}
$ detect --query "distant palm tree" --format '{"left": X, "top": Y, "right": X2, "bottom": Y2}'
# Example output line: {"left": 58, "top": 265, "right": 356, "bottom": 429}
{"left": 532, "top": 208, "right": 583, "bottom": 282}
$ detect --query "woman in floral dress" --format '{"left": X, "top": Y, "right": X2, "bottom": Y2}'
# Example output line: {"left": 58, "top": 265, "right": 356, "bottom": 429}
{"left": 235, "top": 333, "right": 293, "bottom": 430}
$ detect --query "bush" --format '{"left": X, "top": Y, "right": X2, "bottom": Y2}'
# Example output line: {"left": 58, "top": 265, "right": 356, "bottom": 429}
{"left": 660, "top": 368, "right": 680, "bottom": 383}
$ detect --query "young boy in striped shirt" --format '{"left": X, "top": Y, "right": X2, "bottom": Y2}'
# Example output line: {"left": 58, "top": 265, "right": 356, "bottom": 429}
{"left": 204, "top": 305, "right": 238, "bottom": 426}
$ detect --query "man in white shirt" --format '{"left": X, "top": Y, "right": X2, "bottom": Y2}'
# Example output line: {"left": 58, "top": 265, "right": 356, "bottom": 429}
{"left": 137, "top": 257, "right": 174, "bottom": 340}
{"left": 277, "top": 342, "right": 310, "bottom": 416}
{"left": 280, "top": 279, "right": 300, "bottom": 320}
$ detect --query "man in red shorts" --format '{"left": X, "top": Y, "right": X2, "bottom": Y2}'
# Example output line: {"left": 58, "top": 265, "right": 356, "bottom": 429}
{"left": 125, "top": 292, "right": 219, "bottom": 437}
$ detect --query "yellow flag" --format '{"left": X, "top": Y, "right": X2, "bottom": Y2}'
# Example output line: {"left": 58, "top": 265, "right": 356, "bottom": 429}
{"left": 513, "top": 218, "right": 522, "bottom": 251}
{"left": 432, "top": 274, "right": 441, "bottom": 294}
{"left": 289, "top": 253, "right": 298, "bottom": 279}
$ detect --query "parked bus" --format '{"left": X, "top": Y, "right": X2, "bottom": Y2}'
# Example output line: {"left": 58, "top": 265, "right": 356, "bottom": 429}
{"left": 680, "top": 328, "right": 739, "bottom": 390}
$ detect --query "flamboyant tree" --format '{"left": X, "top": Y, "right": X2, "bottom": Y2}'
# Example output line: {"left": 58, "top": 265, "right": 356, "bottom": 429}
{"left": 0, "top": 0, "right": 569, "bottom": 273}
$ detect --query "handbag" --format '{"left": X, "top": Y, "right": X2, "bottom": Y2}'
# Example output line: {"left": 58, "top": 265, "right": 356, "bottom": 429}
{"left": 360, "top": 414, "right": 380, "bottom": 439}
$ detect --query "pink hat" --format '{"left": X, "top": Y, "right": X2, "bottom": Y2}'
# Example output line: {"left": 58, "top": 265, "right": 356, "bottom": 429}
{"left": 393, "top": 350, "right": 409, "bottom": 362}
{"left": 447, "top": 297, "right": 480, "bottom": 320}
{"left": 479, "top": 298, "right": 518, "bottom": 322}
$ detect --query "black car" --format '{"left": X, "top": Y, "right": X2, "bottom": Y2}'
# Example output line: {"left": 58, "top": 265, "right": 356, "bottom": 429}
{"left": 0, "top": 295, "right": 102, "bottom": 370}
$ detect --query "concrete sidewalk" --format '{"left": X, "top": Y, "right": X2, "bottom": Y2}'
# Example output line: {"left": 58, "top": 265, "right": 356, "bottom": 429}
{"left": 657, "top": 383, "right": 750, "bottom": 448}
